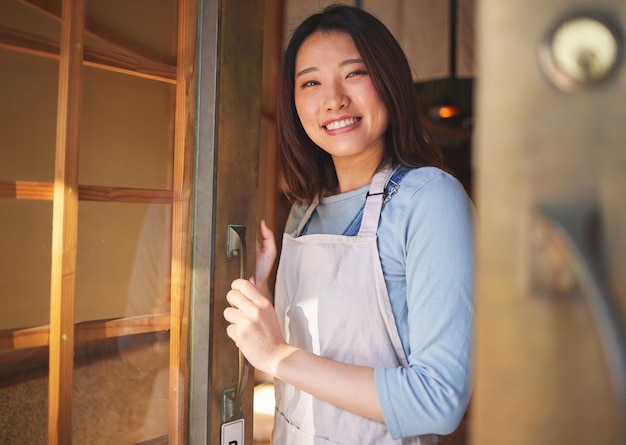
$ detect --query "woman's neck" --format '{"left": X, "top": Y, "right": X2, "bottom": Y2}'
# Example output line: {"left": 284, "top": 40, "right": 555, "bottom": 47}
{"left": 332, "top": 154, "right": 383, "bottom": 194}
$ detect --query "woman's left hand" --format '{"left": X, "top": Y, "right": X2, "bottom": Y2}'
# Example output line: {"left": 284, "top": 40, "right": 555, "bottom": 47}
{"left": 254, "top": 220, "right": 277, "bottom": 300}
{"left": 224, "top": 278, "right": 289, "bottom": 376}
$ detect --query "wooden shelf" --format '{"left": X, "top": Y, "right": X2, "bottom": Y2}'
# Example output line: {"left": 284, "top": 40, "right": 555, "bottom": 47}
{"left": 0, "top": 313, "right": 170, "bottom": 352}
{"left": 0, "top": 180, "right": 174, "bottom": 204}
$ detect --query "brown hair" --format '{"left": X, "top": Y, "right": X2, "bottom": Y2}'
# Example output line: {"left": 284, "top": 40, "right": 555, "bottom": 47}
{"left": 277, "top": 4, "right": 443, "bottom": 204}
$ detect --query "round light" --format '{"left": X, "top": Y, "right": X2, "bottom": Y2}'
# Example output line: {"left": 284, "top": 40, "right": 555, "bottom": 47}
{"left": 539, "top": 12, "right": 623, "bottom": 91}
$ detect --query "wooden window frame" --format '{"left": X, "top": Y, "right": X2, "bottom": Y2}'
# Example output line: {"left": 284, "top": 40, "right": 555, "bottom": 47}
{"left": 0, "top": 0, "right": 197, "bottom": 443}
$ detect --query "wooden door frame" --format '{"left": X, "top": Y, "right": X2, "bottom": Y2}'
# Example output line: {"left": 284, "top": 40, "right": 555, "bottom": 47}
{"left": 189, "top": 1, "right": 264, "bottom": 444}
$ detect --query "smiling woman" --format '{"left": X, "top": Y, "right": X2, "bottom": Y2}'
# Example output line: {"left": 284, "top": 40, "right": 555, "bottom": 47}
{"left": 223, "top": 4, "right": 475, "bottom": 445}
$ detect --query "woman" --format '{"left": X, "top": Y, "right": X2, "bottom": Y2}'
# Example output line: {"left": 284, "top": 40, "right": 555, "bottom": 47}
{"left": 224, "top": 5, "right": 474, "bottom": 444}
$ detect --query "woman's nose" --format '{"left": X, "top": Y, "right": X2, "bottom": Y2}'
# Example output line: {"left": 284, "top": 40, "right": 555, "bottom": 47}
{"left": 324, "top": 83, "right": 348, "bottom": 111}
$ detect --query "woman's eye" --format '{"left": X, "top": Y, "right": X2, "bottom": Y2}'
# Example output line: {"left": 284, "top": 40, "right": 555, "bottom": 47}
{"left": 347, "top": 70, "right": 367, "bottom": 78}
{"left": 300, "top": 80, "right": 319, "bottom": 88}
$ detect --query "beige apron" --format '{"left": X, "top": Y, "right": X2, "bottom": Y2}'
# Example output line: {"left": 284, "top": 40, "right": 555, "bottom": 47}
{"left": 273, "top": 166, "right": 436, "bottom": 444}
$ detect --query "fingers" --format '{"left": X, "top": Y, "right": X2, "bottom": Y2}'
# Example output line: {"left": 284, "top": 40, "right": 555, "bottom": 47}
{"left": 224, "top": 283, "right": 263, "bottom": 348}
{"left": 230, "top": 278, "right": 259, "bottom": 301}
{"left": 259, "top": 219, "right": 275, "bottom": 242}
{"left": 255, "top": 220, "right": 277, "bottom": 298}
{"left": 257, "top": 220, "right": 277, "bottom": 257}
{"left": 223, "top": 304, "right": 243, "bottom": 323}
{"left": 225, "top": 320, "right": 240, "bottom": 346}
{"left": 226, "top": 279, "right": 268, "bottom": 317}
{"left": 226, "top": 287, "right": 253, "bottom": 315}
{"left": 223, "top": 275, "right": 285, "bottom": 375}
{"left": 224, "top": 289, "right": 252, "bottom": 346}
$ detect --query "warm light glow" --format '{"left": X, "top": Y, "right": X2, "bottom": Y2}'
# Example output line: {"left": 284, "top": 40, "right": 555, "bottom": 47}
{"left": 438, "top": 106, "right": 460, "bottom": 119}
{"left": 253, "top": 383, "right": 276, "bottom": 416}
{"left": 427, "top": 105, "right": 462, "bottom": 121}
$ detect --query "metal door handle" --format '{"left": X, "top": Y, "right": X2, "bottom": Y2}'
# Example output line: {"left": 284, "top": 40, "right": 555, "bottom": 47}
{"left": 536, "top": 202, "right": 626, "bottom": 433}
{"left": 225, "top": 224, "right": 250, "bottom": 421}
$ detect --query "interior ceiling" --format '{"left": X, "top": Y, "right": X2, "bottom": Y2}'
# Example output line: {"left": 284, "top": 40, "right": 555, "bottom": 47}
{"left": 283, "top": 0, "right": 475, "bottom": 82}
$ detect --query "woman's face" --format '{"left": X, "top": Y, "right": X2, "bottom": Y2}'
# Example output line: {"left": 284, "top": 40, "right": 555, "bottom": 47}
{"left": 294, "top": 31, "right": 388, "bottom": 169}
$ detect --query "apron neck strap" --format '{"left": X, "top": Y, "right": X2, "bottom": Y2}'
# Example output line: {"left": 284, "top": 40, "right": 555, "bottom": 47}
{"left": 294, "top": 196, "right": 319, "bottom": 236}
{"left": 294, "top": 163, "right": 395, "bottom": 237}
{"left": 358, "top": 164, "right": 395, "bottom": 237}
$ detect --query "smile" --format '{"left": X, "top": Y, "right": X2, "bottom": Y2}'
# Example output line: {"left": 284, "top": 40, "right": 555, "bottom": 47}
{"left": 324, "top": 117, "right": 360, "bottom": 131}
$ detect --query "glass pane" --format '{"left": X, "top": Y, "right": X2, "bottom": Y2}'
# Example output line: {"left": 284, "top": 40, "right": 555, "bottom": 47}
{"left": 72, "top": 1, "right": 178, "bottom": 441}
{"left": 80, "top": 68, "right": 175, "bottom": 190}
{"left": 85, "top": 0, "right": 178, "bottom": 64}
{"left": 0, "top": 0, "right": 61, "bottom": 41}
{"left": 79, "top": 0, "right": 178, "bottom": 191}
{"left": 73, "top": 332, "right": 170, "bottom": 443}
{"left": 0, "top": 347, "right": 49, "bottom": 443}
{"left": 76, "top": 202, "right": 171, "bottom": 322}
{"left": 73, "top": 201, "right": 171, "bottom": 442}
{"left": 2, "top": 1, "right": 179, "bottom": 443}
{"left": 0, "top": 0, "right": 59, "bottom": 184}
{"left": 0, "top": 200, "right": 52, "bottom": 444}
{"left": 0, "top": 3, "right": 57, "bottom": 443}
{"left": 0, "top": 49, "right": 58, "bottom": 183}
{"left": 0, "top": 200, "right": 52, "bottom": 329}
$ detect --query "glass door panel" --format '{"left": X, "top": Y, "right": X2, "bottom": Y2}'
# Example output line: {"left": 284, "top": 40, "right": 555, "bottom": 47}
{"left": 72, "top": 332, "right": 170, "bottom": 443}
{"left": 84, "top": 0, "right": 178, "bottom": 64}
{"left": 0, "top": 50, "right": 57, "bottom": 183}
{"left": 1, "top": 0, "right": 183, "bottom": 442}
{"left": 80, "top": 68, "right": 174, "bottom": 190}
{"left": 0, "top": 200, "right": 52, "bottom": 330}
{"left": 0, "top": 348, "right": 49, "bottom": 443}
{"left": 70, "top": 0, "right": 178, "bottom": 440}
{"left": 0, "top": 0, "right": 61, "bottom": 41}
{"left": 75, "top": 202, "right": 171, "bottom": 322}
{"left": 0, "top": 3, "right": 59, "bottom": 443}
{"left": 0, "top": 200, "right": 52, "bottom": 444}
{"left": 74, "top": 0, "right": 180, "bottom": 442}
{"left": 0, "top": 0, "right": 266, "bottom": 441}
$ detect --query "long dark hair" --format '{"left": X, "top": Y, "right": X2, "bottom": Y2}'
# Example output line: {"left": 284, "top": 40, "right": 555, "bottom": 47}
{"left": 277, "top": 4, "right": 443, "bottom": 205}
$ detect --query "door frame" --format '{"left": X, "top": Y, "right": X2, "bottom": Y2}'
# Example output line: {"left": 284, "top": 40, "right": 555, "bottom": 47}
{"left": 189, "top": 1, "right": 264, "bottom": 444}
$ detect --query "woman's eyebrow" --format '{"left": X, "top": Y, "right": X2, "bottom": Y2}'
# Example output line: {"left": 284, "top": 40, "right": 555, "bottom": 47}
{"left": 296, "top": 58, "right": 364, "bottom": 78}
{"left": 296, "top": 66, "right": 317, "bottom": 78}
{"left": 340, "top": 58, "right": 364, "bottom": 67}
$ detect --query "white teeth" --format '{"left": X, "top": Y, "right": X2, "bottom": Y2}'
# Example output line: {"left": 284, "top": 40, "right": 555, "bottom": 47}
{"left": 325, "top": 118, "right": 358, "bottom": 130}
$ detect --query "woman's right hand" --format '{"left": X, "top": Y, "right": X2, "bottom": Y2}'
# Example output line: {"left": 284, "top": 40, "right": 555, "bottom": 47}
{"left": 255, "top": 219, "right": 276, "bottom": 300}
{"left": 224, "top": 278, "right": 292, "bottom": 376}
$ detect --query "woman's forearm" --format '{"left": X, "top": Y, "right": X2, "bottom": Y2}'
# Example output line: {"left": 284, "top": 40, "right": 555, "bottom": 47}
{"left": 273, "top": 345, "right": 385, "bottom": 422}
{"left": 225, "top": 278, "right": 384, "bottom": 422}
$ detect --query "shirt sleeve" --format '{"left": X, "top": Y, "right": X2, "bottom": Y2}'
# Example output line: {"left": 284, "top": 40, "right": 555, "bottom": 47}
{"left": 375, "top": 169, "right": 475, "bottom": 439}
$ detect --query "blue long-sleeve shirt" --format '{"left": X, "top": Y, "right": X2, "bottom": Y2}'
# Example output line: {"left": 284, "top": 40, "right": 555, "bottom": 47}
{"left": 285, "top": 167, "right": 474, "bottom": 439}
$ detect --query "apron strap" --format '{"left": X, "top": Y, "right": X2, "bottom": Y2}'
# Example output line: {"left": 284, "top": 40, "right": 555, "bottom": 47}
{"left": 358, "top": 164, "right": 395, "bottom": 238}
{"left": 295, "top": 164, "right": 398, "bottom": 238}
{"left": 293, "top": 197, "right": 318, "bottom": 236}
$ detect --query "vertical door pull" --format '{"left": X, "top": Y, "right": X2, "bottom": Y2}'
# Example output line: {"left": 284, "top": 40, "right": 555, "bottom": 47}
{"left": 536, "top": 202, "right": 626, "bottom": 435}
{"left": 224, "top": 224, "right": 250, "bottom": 423}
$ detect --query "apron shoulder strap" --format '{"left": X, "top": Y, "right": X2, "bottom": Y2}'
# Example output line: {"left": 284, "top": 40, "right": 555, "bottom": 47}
{"left": 293, "top": 198, "right": 319, "bottom": 237}
{"left": 358, "top": 165, "right": 395, "bottom": 237}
